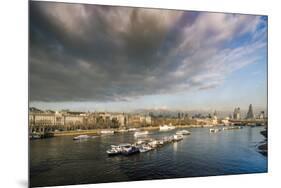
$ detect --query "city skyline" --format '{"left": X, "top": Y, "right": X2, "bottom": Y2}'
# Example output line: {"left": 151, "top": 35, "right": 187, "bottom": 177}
{"left": 30, "top": 2, "right": 268, "bottom": 112}
{"left": 29, "top": 104, "right": 267, "bottom": 119}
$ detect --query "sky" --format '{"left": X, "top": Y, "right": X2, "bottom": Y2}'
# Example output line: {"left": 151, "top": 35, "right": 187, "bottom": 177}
{"left": 29, "top": 1, "right": 268, "bottom": 113}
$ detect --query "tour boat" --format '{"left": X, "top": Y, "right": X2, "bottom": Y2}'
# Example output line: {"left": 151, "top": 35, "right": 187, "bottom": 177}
{"left": 223, "top": 126, "right": 242, "bottom": 131}
{"left": 136, "top": 139, "right": 148, "bottom": 145}
{"left": 73, "top": 135, "right": 91, "bottom": 140}
{"left": 121, "top": 146, "right": 140, "bottom": 155}
{"left": 148, "top": 140, "right": 158, "bottom": 148}
{"left": 106, "top": 144, "right": 131, "bottom": 156}
{"left": 176, "top": 130, "right": 191, "bottom": 135}
{"left": 117, "top": 129, "right": 128, "bottom": 133}
{"left": 209, "top": 128, "right": 221, "bottom": 133}
{"left": 163, "top": 136, "right": 173, "bottom": 144}
{"left": 155, "top": 140, "right": 164, "bottom": 147}
{"left": 128, "top": 128, "right": 138, "bottom": 132}
{"left": 173, "top": 134, "right": 184, "bottom": 141}
{"left": 159, "top": 124, "right": 176, "bottom": 131}
{"left": 30, "top": 134, "right": 41, "bottom": 139}
{"left": 106, "top": 146, "right": 121, "bottom": 156}
{"left": 134, "top": 131, "right": 149, "bottom": 137}
{"left": 139, "top": 145, "right": 153, "bottom": 153}
{"left": 101, "top": 130, "right": 115, "bottom": 134}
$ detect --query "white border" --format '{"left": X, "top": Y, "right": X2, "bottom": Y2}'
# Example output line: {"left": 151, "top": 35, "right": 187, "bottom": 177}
{"left": 1, "top": 0, "right": 281, "bottom": 188}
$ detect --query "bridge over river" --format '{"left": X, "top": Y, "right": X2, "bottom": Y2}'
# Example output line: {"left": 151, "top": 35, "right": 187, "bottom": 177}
{"left": 229, "top": 119, "right": 267, "bottom": 126}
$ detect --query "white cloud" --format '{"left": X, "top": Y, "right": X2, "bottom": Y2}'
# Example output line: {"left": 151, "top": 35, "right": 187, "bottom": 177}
{"left": 171, "top": 13, "right": 266, "bottom": 92}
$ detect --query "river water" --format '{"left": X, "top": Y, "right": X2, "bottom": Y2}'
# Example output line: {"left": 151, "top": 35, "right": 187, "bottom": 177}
{"left": 30, "top": 127, "right": 267, "bottom": 187}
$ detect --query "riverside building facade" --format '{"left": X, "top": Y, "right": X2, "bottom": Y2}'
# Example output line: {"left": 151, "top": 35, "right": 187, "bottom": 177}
{"left": 29, "top": 108, "right": 152, "bottom": 133}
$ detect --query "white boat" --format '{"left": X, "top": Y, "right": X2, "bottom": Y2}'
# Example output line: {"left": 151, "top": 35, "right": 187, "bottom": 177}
{"left": 148, "top": 140, "right": 158, "bottom": 148}
{"left": 223, "top": 126, "right": 243, "bottom": 130}
{"left": 136, "top": 140, "right": 145, "bottom": 145}
{"left": 106, "top": 143, "right": 131, "bottom": 156}
{"left": 135, "top": 138, "right": 153, "bottom": 145}
{"left": 101, "top": 130, "right": 115, "bottom": 134}
{"left": 136, "top": 139, "right": 148, "bottom": 145}
{"left": 106, "top": 147, "right": 121, "bottom": 156}
{"left": 176, "top": 130, "right": 191, "bottom": 135}
{"left": 117, "top": 129, "right": 128, "bottom": 133}
{"left": 139, "top": 145, "right": 153, "bottom": 153}
{"left": 134, "top": 131, "right": 149, "bottom": 137}
{"left": 121, "top": 145, "right": 140, "bottom": 155}
{"left": 73, "top": 135, "right": 91, "bottom": 140}
{"left": 156, "top": 139, "right": 164, "bottom": 146}
{"left": 209, "top": 128, "right": 221, "bottom": 133}
{"left": 163, "top": 136, "right": 173, "bottom": 143}
{"left": 176, "top": 131, "right": 182, "bottom": 135}
{"left": 159, "top": 124, "right": 176, "bottom": 131}
{"left": 173, "top": 134, "right": 184, "bottom": 141}
{"left": 128, "top": 128, "right": 138, "bottom": 132}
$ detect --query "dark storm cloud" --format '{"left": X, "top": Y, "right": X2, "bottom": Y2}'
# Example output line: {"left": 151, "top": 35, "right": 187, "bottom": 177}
{"left": 29, "top": 1, "right": 266, "bottom": 102}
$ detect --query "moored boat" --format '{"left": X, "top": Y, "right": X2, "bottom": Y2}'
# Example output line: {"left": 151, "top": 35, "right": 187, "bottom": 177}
{"left": 30, "top": 134, "right": 41, "bottom": 139}
{"left": 148, "top": 140, "right": 158, "bottom": 148}
{"left": 106, "top": 146, "right": 121, "bottom": 156}
{"left": 121, "top": 146, "right": 140, "bottom": 155}
{"left": 128, "top": 128, "right": 138, "bottom": 132}
{"left": 209, "top": 128, "right": 221, "bottom": 133}
{"left": 135, "top": 138, "right": 153, "bottom": 145}
{"left": 163, "top": 136, "right": 173, "bottom": 143}
{"left": 101, "top": 130, "right": 115, "bottom": 134}
{"left": 106, "top": 143, "right": 131, "bottom": 156}
{"left": 159, "top": 124, "right": 176, "bottom": 131}
{"left": 116, "top": 129, "right": 128, "bottom": 133}
{"left": 176, "top": 130, "right": 191, "bottom": 135}
{"left": 73, "top": 135, "right": 91, "bottom": 140}
{"left": 30, "top": 132, "right": 54, "bottom": 139}
{"left": 134, "top": 131, "right": 149, "bottom": 137}
{"left": 223, "top": 126, "right": 243, "bottom": 131}
{"left": 173, "top": 134, "right": 184, "bottom": 141}
{"left": 139, "top": 145, "right": 153, "bottom": 153}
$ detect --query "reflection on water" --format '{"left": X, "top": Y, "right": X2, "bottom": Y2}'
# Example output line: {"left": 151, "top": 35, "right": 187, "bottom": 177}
{"left": 30, "top": 127, "right": 267, "bottom": 187}
{"left": 173, "top": 142, "right": 178, "bottom": 152}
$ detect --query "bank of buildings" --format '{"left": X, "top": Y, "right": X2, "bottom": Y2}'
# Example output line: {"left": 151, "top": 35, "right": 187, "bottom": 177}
{"left": 29, "top": 108, "right": 152, "bottom": 132}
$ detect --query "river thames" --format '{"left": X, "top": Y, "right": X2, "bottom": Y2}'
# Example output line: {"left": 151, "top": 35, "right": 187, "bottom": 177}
{"left": 30, "top": 126, "right": 267, "bottom": 187}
